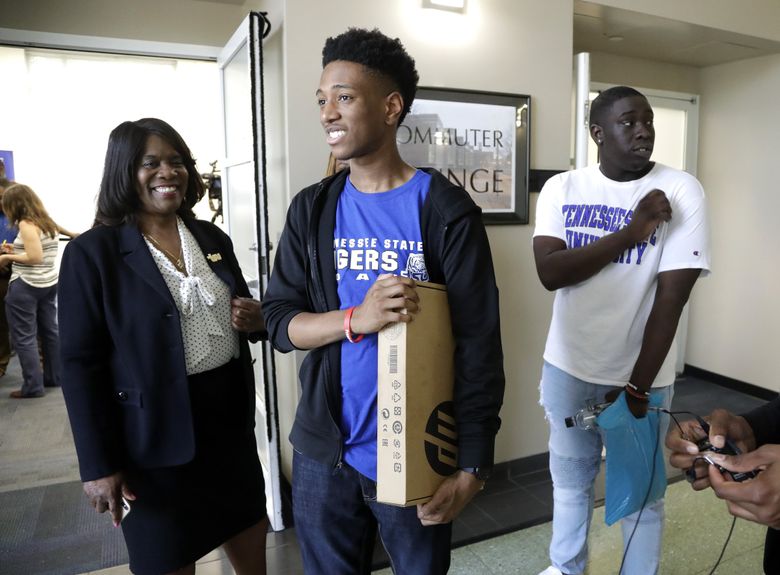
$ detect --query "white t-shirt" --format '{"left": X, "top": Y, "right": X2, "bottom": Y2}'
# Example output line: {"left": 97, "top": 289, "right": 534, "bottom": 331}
{"left": 534, "top": 163, "right": 711, "bottom": 387}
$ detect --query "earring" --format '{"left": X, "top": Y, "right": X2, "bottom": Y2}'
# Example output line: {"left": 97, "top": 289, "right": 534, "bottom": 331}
{"left": 597, "top": 139, "right": 603, "bottom": 145}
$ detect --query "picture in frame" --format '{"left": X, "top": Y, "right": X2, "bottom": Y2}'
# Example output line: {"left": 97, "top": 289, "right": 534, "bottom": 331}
{"left": 398, "top": 87, "right": 530, "bottom": 224}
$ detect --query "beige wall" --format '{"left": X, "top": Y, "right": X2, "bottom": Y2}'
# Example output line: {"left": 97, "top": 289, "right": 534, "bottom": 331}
{"left": 590, "top": 0, "right": 780, "bottom": 41}
{"left": 0, "top": 0, "right": 254, "bottom": 46}
{"left": 280, "top": 0, "right": 574, "bottom": 464}
{"left": 686, "top": 53, "right": 780, "bottom": 393}
{"left": 588, "top": 51, "right": 700, "bottom": 94}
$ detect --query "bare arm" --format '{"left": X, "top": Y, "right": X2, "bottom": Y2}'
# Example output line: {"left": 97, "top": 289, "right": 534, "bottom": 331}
{"left": 56, "top": 223, "right": 80, "bottom": 239}
{"left": 533, "top": 189, "right": 671, "bottom": 290}
{"left": 287, "top": 274, "right": 420, "bottom": 350}
{"left": 630, "top": 268, "right": 701, "bottom": 390}
{"left": 624, "top": 268, "right": 701, "bottom": 416}
{"left": 1, "top": 220, "right": 43, "bottom": 265}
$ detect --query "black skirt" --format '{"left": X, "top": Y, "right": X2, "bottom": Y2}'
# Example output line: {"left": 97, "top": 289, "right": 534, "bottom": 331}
{"left": 120, "top": 359, "right": 266, "bottom": 575}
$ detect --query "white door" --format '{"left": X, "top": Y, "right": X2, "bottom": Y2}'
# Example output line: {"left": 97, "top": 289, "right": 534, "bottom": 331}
{"left": 218, "top": 11, "right": 284, "bottom": 530}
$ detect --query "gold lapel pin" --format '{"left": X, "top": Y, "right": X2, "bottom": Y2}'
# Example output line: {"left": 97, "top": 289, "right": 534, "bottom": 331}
{"left": 206, "top": 253, "right": 223, "bottom": 263}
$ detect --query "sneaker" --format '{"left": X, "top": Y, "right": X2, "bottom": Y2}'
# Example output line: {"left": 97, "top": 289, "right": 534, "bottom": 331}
{"left": 537, "top": 568, "right": 564, "bottom": 575}
{"left": 9, "top": 390, "right": 44, "bottom": 399}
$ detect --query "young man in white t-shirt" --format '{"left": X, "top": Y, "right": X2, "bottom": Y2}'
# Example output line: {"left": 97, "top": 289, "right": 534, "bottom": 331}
{"left": 533, "top": 86, "right": 710, "bottom": 575}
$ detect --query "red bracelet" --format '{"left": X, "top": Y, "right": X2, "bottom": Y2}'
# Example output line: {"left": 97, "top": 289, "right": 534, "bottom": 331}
{"left": 624, "top": 384, "right": 650, "bottom": 401}
{"left": 343, "top": 306, "right": 363, "bottom": 343}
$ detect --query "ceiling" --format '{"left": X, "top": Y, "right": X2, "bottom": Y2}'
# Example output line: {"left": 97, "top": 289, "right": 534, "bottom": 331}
{"left": 574, "top": 0, "right": 780, "bottom": 67}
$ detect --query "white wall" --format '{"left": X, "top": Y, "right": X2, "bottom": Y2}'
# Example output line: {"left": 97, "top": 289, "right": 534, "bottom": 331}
{"left": 686, "top": 53, "right": 780, "bottom": 392}
{"left": 0, "top": 0, "right": 251, "bottom": 46}
{"left": 588, "top": 51, "right": 700, "bottom": 95}
{"left": 590, "top": 0, "right": 780, "bottom": 42}
{"left": 280, "top": 0, "right": 573, "bottom": 463}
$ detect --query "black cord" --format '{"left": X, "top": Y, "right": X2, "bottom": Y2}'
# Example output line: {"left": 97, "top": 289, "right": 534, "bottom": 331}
{"left": 617, "top": 410, "right": 662, "bottom": 574}
{"left": 708, "top": 516, "right": 737, "bottom": 575}
{"left": 617, "top": 408, "right": 722, "bottom": 573}
{"left": 662, "top": 409, "right": 737, "bottom": 574}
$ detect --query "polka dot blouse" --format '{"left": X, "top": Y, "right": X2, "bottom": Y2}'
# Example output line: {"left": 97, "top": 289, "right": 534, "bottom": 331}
{"left": 144, "top": 217, "right": 239, "bottom": 376}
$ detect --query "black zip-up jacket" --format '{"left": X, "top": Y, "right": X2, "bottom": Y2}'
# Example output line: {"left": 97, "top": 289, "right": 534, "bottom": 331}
{"left": 741, "top": 396, "right": 780, "bottom": 573}
{"left": 262, "top": 168, "right": 505, "bottom": 470}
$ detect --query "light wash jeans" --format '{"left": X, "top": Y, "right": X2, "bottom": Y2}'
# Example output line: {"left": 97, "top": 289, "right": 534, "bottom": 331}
{"left": 539, "top": 361, "right": 673, "bottom": 575}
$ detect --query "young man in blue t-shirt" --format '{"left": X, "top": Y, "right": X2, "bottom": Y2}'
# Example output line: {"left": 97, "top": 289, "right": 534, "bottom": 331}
{"left": 263, "top": 28, "right": 505, "bottom": 574}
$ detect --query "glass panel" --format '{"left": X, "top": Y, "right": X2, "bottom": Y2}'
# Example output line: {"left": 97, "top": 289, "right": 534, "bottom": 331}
{"left": 223, "top": 42, "right": 252, "bottom": 160}
{"left": 648, "top": 107, "right": 686, "bottom": 171}
{"left": 224, "top": 162, "right": 259, "bottom": 282}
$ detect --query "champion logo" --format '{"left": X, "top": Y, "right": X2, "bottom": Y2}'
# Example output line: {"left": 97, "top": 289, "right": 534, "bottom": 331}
{"left": 693, "top": 250, "right": 700, "bottom": 256}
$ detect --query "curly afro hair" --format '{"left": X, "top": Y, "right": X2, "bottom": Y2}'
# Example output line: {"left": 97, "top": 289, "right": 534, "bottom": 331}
{"left": 322, "top": 28, "right": 419, "bottom": 125}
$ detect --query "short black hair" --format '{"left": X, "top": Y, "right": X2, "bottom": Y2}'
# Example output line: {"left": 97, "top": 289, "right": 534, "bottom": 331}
{"left": 95, "top": 118, "right": 204, "bottom": 226}
{"left": 589, "top": 86, "right": 647, "bottom": 128}
{"left": 322, "top": 28, "right": 419, "bottom": 125}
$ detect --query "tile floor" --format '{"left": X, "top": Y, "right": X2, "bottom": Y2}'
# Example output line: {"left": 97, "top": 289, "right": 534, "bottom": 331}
{"left": 81, "top": 480, "right": 766, "bottom": 575}
{"left": 0, "top": 357, "right": 771, "bottom": 575}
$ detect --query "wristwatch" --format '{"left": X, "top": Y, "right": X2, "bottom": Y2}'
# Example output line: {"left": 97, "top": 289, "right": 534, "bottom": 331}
{"left": 461, "top": 466, "right": 493, "bottom": 481}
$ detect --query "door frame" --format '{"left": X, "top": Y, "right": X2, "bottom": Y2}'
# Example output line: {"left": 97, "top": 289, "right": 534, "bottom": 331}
{"left": 218, "top": 11, "right": 285, "bottom": 530}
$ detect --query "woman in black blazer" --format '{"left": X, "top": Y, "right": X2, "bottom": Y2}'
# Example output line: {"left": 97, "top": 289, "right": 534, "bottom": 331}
{"left": 58, "top": 118, "right": 267, "bottom": 575}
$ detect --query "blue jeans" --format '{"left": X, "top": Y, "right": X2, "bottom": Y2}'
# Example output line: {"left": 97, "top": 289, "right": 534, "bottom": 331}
{"left": 5, "top": 279, "right": 60, "bottom": 396}
{"left": 540, "top": 361, "right": 673, "bottom": 575}
{"left": 292, "top": 450, "right": 452, "bottom": 575}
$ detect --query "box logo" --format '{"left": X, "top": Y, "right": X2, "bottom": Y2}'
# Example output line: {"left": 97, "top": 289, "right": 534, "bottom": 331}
{"left": 424, "top": 401, "right": 458, "bottom": 475}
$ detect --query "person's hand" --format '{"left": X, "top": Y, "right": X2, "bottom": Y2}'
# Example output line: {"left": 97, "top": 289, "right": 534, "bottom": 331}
{"left": 625, "top": 393, "right": 649, "bottom": 418}
{"left": 83, "top": 472, "right": 136, "bottom": 527}
{"left": 0, "top": 242, "right": 13, "bottom": 254}
{"left": 666, "top": 417, "right": 713, "bottom": 489}
{"left": 625, "top": 189, "right": 672, "bottom": 243}
{"left": 349, "top": 274, "right": 419, "bottom": 335}
{"left": 604, "top": 388, "right": 649, "bottom": 419}
{"left": 708, "top": 444, "right": 780, "bottom": 529}
{"left": 665, "top": 409, "right": 756, "bottom": 490}
{"left": 417, "top": 471, "right": 483, "bottom": 526}
{"left": 706, "top": 409, "right": 757, "bottom": 453}
{"left": 231, "top": 297, "right": 265, "bottom": 333}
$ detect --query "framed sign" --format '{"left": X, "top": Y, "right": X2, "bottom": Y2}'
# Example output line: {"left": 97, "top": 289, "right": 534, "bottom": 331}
{"left": 398, "top": 87, "right": 530, "bottom": 224}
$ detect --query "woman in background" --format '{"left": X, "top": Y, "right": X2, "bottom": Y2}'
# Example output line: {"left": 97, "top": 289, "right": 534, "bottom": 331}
{"left": 0, "top": 184, "right": 61, "bottom": 398}
{"left": 58, "top": 118, "right": 267, "bottom": 575}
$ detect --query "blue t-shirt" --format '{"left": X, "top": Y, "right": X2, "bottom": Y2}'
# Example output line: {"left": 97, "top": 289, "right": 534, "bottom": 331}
{"left": 335, "top": 170, "right": 431, "bottom": 480}
{"left": 0, "top": 214, "right": 17, "bottom": 244}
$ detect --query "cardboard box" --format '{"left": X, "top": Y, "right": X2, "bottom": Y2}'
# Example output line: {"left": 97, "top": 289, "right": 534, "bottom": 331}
{"left": 376, "top": 281, "right": 458, "bottom": 506}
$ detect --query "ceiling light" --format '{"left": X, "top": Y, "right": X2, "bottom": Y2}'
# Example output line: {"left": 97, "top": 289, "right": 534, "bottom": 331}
{"left": 423, "top": 0, "right": 466, "bottom": 14}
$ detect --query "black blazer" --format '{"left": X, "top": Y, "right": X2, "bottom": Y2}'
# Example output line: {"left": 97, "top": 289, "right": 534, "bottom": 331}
{"left": 59, "top": 218, "right": 257, "bottom": 482}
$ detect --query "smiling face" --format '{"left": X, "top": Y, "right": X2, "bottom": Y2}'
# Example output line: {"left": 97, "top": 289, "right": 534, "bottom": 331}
{"left": 316, "top": 60, "right": 401, "bottom": 164}
{"left": 592, "top": 95, "right": 655, "bottom": 181}
{"left": 135, "top": 135, "right": 188, "bottom": 224}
